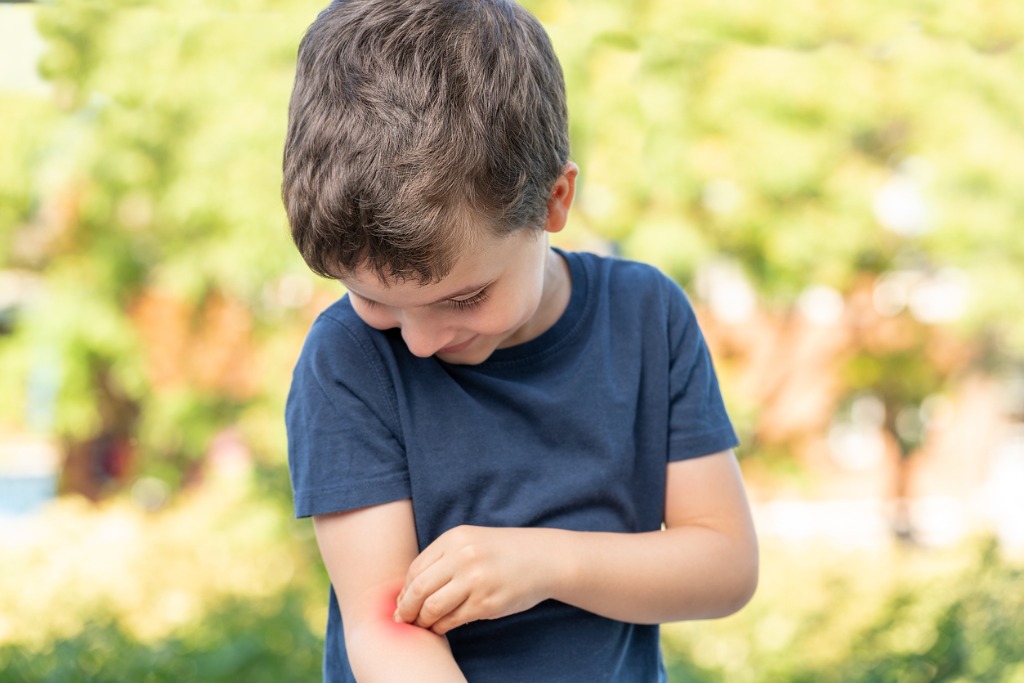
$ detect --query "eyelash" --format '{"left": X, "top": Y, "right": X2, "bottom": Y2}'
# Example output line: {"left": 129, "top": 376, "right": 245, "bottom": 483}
{"left": 357, "top": 289, "right": 489, "bottom": 312}
{"left": 446, "top": 289, "right": 489, "bottom": 311}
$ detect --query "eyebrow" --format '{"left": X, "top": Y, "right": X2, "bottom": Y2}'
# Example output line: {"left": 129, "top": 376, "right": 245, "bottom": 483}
{"left": 353, "top": 280, "right": 494, "bottom": 308}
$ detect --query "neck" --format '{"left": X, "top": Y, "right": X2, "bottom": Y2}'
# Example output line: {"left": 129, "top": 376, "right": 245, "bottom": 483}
{"left": 539, "top": 245, "right": 572, "bottom": 329}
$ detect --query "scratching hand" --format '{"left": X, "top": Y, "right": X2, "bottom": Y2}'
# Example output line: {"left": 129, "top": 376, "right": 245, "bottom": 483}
{"left": 393, "top": 525, "right": 558, "bottom": 635}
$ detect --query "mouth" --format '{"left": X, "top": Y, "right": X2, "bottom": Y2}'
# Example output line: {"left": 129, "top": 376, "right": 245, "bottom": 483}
{"left": 439, "top": 336, "right": 477, "bottom": 354}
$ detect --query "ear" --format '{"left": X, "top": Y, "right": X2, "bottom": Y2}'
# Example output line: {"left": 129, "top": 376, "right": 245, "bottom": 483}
{"left": 543, "top": 162, "right": 579, "bottom": 235}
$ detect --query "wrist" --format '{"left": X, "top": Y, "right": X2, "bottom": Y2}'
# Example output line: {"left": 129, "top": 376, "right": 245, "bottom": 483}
{"left": 537, "top": 527, "right": 580, "bottom": 603}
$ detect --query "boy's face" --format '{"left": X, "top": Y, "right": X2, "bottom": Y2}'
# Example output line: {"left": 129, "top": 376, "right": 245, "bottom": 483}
{"left": 340, "top": 226, "right": 564, "bottom": 365}
{"left": 340, "top": 163, "right": 577, "bottom": 365}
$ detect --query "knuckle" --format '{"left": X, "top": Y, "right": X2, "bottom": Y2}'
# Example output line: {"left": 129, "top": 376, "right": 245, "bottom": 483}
{"left": 405, "top": 579, "right": 425, "bottom": 601}
{"left": 459, "top": 543, "right": 481, "bottom": 562}
{"left": 421, "top": 598, "right": 443, "bottom": 619}
{"left": 465, "top": 568, "right": 486, "bottom": 589}
{"left": 478, "top": 592, "right": 503, "bottom": 615}
{"left": 446, "top": 525, "right": 470, "bottom": 543}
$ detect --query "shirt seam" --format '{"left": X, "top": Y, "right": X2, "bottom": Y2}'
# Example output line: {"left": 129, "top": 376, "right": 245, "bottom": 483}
{"left": 294, "top": 472, "right": 409, "bottom": 499}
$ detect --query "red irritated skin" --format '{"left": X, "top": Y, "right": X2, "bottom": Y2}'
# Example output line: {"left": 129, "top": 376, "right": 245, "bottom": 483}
{"left": 377, "top": 581, "right": 423, "bottom": 639}
{"left": 313, "top": 502, "right": 467, "bottom": 681}
{"left": 339, "top": 577, "right": 466, "bottom": 681}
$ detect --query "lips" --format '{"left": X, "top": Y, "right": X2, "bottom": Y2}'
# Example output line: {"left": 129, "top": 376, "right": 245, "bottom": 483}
{"left": 439, "top": 336, "right": 477, "bottom": 354}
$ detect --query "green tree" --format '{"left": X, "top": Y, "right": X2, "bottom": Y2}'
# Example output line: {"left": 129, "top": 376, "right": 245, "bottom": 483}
{"left": 530, "top": 0, "right": 1024, "bottom": 500}
{"left": 5, "top": 0, "right": 1023, "bottom": 500}
{"left": 1, "top": 0, "right": 330, "bottom": 495}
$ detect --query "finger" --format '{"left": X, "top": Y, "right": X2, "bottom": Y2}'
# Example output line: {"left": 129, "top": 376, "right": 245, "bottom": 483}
{"left": 412, "top": 579, "right": 469, "bottom": 630}
{"left": 405, "top": 542, "right": 446, "bottom": 582}
{"left": 429, "top": 600, "right": 478, "bottom": 636}
{"left": 395, "top": 563, "right": 453, "bottom": 624}
{"left": 395, "top": 545, "right": 448, "bottom": 620}
{"left": 406, "top": 525, "right": 475, "bottom": 582}
{"left": 399, "top": 534, "right": 455, "bottom": 599}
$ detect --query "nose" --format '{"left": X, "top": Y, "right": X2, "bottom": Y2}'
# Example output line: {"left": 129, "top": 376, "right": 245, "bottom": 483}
{"left": 399, "top": 314, "right": 455, "bottom": 358}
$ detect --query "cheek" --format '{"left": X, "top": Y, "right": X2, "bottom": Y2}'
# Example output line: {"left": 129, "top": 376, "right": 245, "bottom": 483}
{"left": 474, "top": 291, "right": 541, "bottom": 335}
{"left": 470, "top": 311, "right": 516, "bottom": 335}
{"left": 352, "top": 303, "right": 398, "bottom": 331}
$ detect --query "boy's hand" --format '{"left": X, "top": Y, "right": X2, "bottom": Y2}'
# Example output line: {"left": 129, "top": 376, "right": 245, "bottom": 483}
{"left": 394, "top": 525, "right": 562, "bottom": 635}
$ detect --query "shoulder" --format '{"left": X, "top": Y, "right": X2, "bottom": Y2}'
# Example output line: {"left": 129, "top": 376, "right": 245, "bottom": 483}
{"left": 287, "top": 295, "right": 405, "bottom": 448}
{"left": 568, "top": 250, "right": 679, "bottom": 293}
{"left": 292, "top": 295, "right": 395, "bottom": 390}
{"left": 308, "top": 294, "right": 367, "bottom": 342}
{"left": 303, "top": 294, "right": 391, "bottom": 355}
{"left": 568, "top": 250, "right": 693, "bottom": 319}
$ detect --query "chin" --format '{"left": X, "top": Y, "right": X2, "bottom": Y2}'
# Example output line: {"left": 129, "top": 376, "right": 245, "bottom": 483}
{"left": 439, "top": 353, "right": 487, "bottom": 366}
{"left": 440, "top": 339, "right": 499, "bottom": 366}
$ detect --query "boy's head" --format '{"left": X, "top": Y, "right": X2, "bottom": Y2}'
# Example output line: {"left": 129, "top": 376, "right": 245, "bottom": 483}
{"left": 282, "top": 0, "right": 570, "bottom": 285}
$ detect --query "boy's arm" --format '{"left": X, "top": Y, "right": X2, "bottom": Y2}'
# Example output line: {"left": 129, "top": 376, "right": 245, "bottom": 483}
{"left": 547, "top": 449, "right": 759, "bottom": 622}
{"left": 312, "top": 500, "right": 467, "bottom": 682}
{"left": 395, "top": 450, "right": 757, "bottom": 633}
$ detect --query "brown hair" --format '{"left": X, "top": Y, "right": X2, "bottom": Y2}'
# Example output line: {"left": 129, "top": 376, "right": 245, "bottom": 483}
{"left": 282, "top": 0, "right": 570, "bottom": 283}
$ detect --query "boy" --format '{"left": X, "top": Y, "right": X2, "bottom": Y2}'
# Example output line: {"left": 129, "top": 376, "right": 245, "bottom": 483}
{"left": 282, "top": 1, "right": 758, "bottom": 681}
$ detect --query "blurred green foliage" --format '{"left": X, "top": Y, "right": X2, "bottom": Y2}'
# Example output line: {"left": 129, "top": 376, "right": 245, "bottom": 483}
{"left": 1, "top": 0, "right": 333, "bottom": 488}
{"left": 535, "top": 0, "right": 1024, "bottom": 321}
{"left": 663, "top": 539, "right": 1024, "bottom": 682}
{"left": 0, "top": 485, "right": 326, "bottom": 683}
{"left": 2, "top": 488, "right": 1021, "bottom": 682}
{"left": 2, "top": 1, "right": 1024, "bottom": 677}
{"left": 2, "top": 0, "right": 1022, "bottom": 490}
{"left": 529, "top": 0, "right": 1024, "bottom": 476}
{"left": 0, "top": 593, "right": 322, "bottom": 683}
{"left": 0, "top": 97, "right": 54, "bottom": 267}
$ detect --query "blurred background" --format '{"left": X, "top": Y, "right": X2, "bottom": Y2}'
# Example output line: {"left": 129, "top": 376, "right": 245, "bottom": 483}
{"left": 1, "top": 0, "right": 1022, "bottom": 680}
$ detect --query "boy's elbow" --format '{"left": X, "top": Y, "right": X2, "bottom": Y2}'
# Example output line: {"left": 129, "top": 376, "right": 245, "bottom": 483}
{"left": 697, "top": 530, "right": 757, "bottom": 620}
{"left": 730, "top": 559, "right": 759, "bottom": 616}
{"left": 721, "top": 534, "right": 759, "bottom": 617}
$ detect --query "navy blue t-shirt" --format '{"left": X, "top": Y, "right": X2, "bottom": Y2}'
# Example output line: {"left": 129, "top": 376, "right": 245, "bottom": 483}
{"left": 286, "top": 249, "right": 739, "bottom": 682}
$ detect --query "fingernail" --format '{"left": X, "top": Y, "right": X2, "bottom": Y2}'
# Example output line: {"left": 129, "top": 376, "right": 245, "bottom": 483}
{"left": 393, "top": 611, "right": 402, "bottom": 623}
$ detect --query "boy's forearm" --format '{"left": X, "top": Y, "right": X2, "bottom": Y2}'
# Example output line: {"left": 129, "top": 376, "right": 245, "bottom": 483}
{"left": 545, "top": 525, "right": 758, "bottom": 624}
{"left": 543, "top": 452, "right": 759, "bottom": 625}
{"left": 392, "top": 453, "right": 756, "bottom": 633}
{"left": 346, "top": 622, "right": 466, "bottom": 682}
{"left": 311, "top": 504, "right": 468, "bottom": 682}
{"left": 345, "top": 582, "right": 467, "bottom": 682}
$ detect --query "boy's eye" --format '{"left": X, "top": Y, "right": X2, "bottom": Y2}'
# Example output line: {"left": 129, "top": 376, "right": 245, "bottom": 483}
{"left": 446, "top": 289, "right": 489, "bottom": 312}
{"left": 355, "top": 295, "right": 380, "bottom": 309}
{"left": 352, "top": 288, "right": 489, "bottom": 312}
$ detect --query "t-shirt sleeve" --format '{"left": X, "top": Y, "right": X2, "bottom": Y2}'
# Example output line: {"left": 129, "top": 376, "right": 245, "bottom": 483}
{"left": 664, "top": 278, "right": 740, "bottom": 461}
{"left": 285, "top": 315, "right": 410, "bottom": 518}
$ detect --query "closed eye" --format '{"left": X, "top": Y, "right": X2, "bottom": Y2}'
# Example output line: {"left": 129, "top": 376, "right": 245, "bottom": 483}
{"left": 354, "top": 294, "right": 380, "bottom": 308}
{"left": 350, "top": 286, "right": 491, "bottom": 311}
{"left": 446, "top": 289, "right": 489, "bottom": 311}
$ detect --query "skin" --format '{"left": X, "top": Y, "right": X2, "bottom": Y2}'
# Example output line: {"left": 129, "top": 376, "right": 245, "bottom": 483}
{"left": 340, "top": 164, "right": 579, "bottom": 366}
{"left": 312, "top": 163, "right": 759, "bottom": 680}
{"left": 394, "top": 451, "right": 758, "bottom": 635}
{"left": 313, "top": 503, "right": 467, "bottom": 682}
